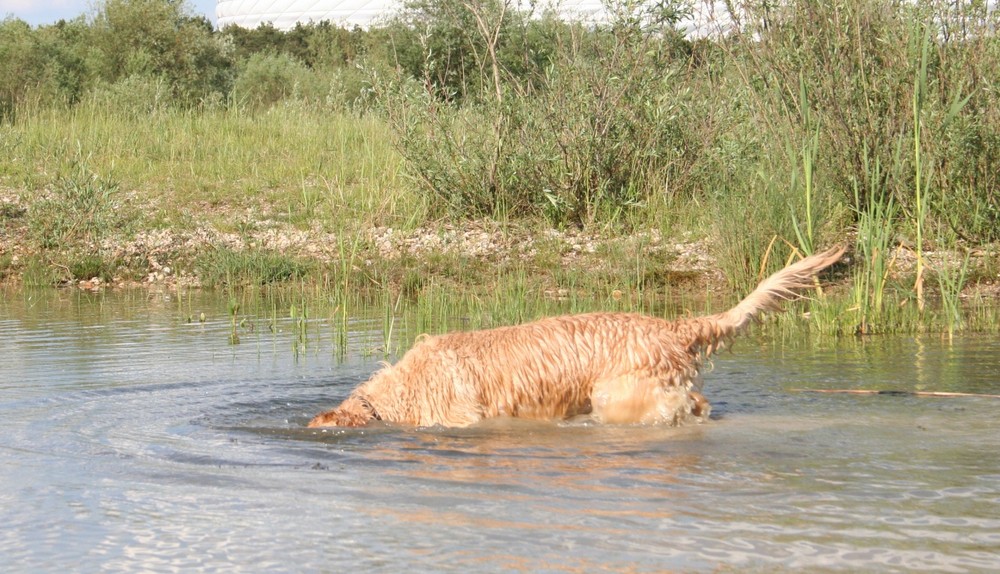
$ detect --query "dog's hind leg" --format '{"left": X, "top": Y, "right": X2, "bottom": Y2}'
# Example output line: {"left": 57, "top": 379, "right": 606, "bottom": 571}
{"left": 590, "top": 375, "right": 709, "bottom": 425}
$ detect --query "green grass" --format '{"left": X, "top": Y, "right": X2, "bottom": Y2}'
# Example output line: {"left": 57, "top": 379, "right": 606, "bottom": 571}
{"left": 66, "top": 253, "right": 120, "bottom": 282}
{"left": 19, "top": 256, "right": 61, "bottom": 287}
{"left": 6, "top": 102, "right": 415, "bottom": 230}
{"left": 196, "top": 247, "right": 313, "bottom": 288}
{"left": 0, "top": 252, "right": 12, "bottom": 281}
{"left": 2, "top": 97, "right": 997, "bottom": 337}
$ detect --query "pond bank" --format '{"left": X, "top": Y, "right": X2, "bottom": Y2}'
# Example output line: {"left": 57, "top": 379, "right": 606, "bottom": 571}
{"left": 0, "top": 200, "right": 722, "bottom": 294}
{"left": 3, "top": 185, "right": 1000, "bottom": 337}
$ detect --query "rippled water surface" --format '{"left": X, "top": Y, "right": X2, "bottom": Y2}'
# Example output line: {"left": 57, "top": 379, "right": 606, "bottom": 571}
{"left": 2, "top": 289, "right": 999, "bottom": 573}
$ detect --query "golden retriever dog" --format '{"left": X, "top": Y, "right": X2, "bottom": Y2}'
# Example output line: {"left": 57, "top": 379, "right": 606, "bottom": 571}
{"left": 309, "top": 246, "right": 845, "bottom": 428}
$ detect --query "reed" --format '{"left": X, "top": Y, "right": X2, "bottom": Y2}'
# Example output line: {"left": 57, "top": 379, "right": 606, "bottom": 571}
{"left": 911, "top": 22, "right": 930, "bottom": 313}
{"left": 380, "top": 289, "right": 402, "bottom": 356}
{"left": 789, "top": 78, "right": 820, "bottom": 257}
{"left": 964, "top": 295, "right": 1000, "bottom": 333}
{"left": 227, "top": 297, "right": 241, "bottom": 345}
{"left": 934, "top": 245, "right": 970, "bottom": 339}
{"left": 851, "top": 146, "right": 901, "bottom": 335}
{"left": 290, "top": 299, "right": 310, "bottom": 356}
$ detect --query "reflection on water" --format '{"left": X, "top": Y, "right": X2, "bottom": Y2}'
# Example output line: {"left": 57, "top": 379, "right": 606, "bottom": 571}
{"left": 1, "top": 288, "right": 999, "bottom": 572}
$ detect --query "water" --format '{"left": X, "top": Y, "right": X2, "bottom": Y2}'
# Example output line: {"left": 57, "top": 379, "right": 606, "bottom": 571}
{"left": 2, "top": 289, "right": 998, "bottom": 573}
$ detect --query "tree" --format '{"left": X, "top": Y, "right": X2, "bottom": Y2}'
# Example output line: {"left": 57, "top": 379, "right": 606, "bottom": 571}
{"left": 91, "top": 0, "right": 231, "bottom": 104}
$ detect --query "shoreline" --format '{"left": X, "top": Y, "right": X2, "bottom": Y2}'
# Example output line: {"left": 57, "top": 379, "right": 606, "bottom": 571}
{"left": 3, "top": 188, "right": 999, "bottom": 316}
{"left": 2, "top": 204, "right": 997, "bottom": 299}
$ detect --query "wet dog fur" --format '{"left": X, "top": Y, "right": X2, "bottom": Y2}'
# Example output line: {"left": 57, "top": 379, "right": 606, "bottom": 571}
{"left": 309, "top": 246, "right": 845, "bottom": 428}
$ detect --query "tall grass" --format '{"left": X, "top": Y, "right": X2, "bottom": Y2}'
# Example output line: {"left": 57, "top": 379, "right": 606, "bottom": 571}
{"left": 911, "top": 21, "right": 931, "bottom": 313}
{"left": 789, "top": 79, "right": 821, "bottom": 257}
{"left": 24, "top": 162, "right": 128, "bottom": 250}
{"left": 935, "top": 249, "right": 970, "bottom": 339}
{"left": 8, "top": 101, "right": 413, "bottom": 228}
{"left": 851, "top": 147, "right": 900, "bottom": 335}
{"left": 196, "top": 247, "right": 313, "bottom": 287}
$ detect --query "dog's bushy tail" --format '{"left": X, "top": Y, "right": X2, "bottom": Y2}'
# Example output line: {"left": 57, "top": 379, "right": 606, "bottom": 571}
{"left": 683, "top": 245, "right": 845, "bottom": 355}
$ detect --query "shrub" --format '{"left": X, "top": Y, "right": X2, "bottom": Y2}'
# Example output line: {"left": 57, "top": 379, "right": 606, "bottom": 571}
{"left": 87, "top": 74, "right": 172, "bottom": 117}
{"left": 704, "top": 0, "right": 1000, "bottom": 242}
{"left": 90, "top": 0, "right": 231, "bottom": 104}
{"left": 231, "top": 52, "right": 325, "bottom": 109}
{"left": 0, "top": 17, "right": 95, "bottom": 118}
{"left": 375, "top": 0, "right": 697, "bottom": 226}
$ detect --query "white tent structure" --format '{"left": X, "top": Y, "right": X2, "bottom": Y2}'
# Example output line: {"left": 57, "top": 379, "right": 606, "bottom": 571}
{"left": 217, "top": 0, "right": 394, "bottom": 29}
{"left": 216, "top": 0, "right": 609, "bottom": 30}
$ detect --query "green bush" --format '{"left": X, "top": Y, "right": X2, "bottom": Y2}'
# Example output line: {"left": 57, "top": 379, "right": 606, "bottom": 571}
{"left": 375, "top": 0, "right": 696, "bottom": 226}
{"left": 88, "top": 74, "right": 171, "bottom": 117}
{"left": 222, "top": 20, "right": 366, "bottom": 70}
{"left": 231, "top": 52, "right": 324, "bottom": 109}
{"left": 0, "top": 17, "right": 94, "bottom": 118}
{"left": 90, "top": 0, "right": 230, "bottom": 104}
{"left": 699, "top": 0, "right": 1000, "bottom": 246}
